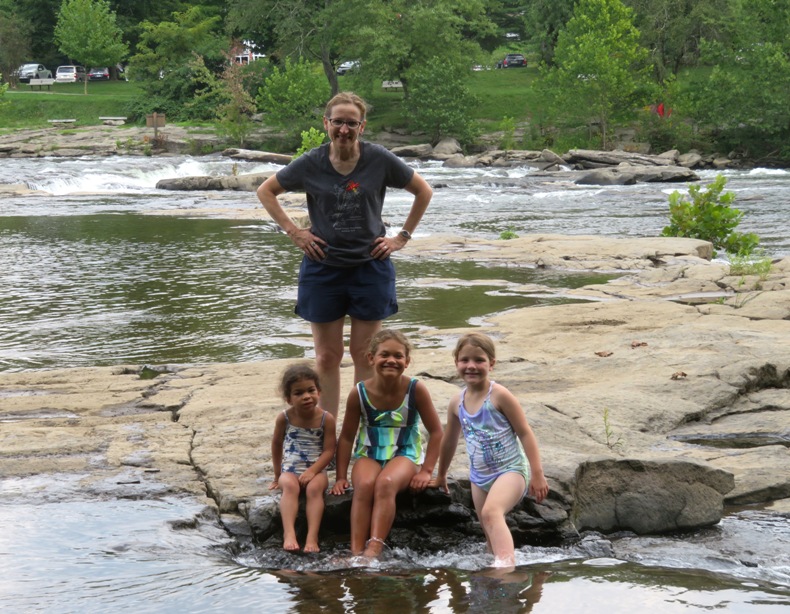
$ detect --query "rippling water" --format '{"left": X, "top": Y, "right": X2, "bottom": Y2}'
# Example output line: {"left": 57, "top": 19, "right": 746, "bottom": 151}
{"left": 1, "top": 156, "right": 788, "bottom": 371}
{"left": 1, "top": 155, "right": 789, "bottom": 611}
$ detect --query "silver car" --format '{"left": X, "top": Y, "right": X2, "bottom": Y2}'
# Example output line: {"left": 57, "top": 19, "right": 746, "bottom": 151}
{"left": 16, "top": 63, "right": 52, "bottom": 83}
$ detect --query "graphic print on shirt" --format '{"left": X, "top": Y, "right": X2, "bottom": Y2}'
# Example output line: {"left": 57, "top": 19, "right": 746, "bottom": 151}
{"left": 461, "top": 416, "right": 505, "bottom": 469}
{"left": 329, "top": 180, "right": 364, "bottom": 233}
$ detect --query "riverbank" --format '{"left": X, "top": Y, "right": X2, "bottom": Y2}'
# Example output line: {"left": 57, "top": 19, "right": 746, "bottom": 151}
{"left": 2, "top": 233, "right": 788, "bottom": 550}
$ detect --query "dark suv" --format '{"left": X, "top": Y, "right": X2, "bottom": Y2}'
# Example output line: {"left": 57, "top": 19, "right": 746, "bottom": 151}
{"left": 498, "top": 54, "right": 527, "bottom": 68}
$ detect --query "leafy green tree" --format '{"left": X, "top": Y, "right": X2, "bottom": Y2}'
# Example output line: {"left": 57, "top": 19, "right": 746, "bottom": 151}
{"left": 624, "top": 0, "right": 738, "bottom": 82}
{"left": 523, "top": 0, "right": 575, "bottom": 65}
{"left": 54, "top": 0, "right": 127, "bottom": 94}
{"left": 227, "top": 0, "right": 349, "bottom": 95}
{"left": 681, "top": 0, "right": 790, "bottom": 162}
{"left": 0, "top": 9, "right": 32, "bottom": 88}
{"left": 538, "top": 0, "right": 654, "bottom": 148}
{"left": 125, "top": 7, "right": 229, "bottom": 121}
{"left": 354, "top": 0, "right": 496, "bottom": 95}
{"left": 403, "top": 59, "right": 480, "bottom": 144}
{"left": 126, "top": 6, "right": 225, "bottom": 82}
{"left": 6, "top": 0, "right": 60, "bottom": 67}
{"left": 256, "top": 57, "right": 330, "bottom": 145}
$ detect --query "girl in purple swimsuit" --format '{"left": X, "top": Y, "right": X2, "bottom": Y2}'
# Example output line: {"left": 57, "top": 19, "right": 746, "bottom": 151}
{"left": 432, "top": 332, "right": 549, "bottom": 568}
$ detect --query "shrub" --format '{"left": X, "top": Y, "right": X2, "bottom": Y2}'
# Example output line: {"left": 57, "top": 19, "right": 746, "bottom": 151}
{"left": 256, "top": 58, "right": 329, "bottom": 139}
{"left": 661, "top": 174, "right": 759, "bottom": 257}
{"left": 293, "top": 127, "right": 326, "bottom": 159}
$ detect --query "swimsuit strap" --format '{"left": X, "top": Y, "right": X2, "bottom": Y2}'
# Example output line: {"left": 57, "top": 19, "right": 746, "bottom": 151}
{"left": 283, "top": 409, "right": 291, "bottom": 424}
{"left": 460, "top": 381, "right": 495, "bottom": 410}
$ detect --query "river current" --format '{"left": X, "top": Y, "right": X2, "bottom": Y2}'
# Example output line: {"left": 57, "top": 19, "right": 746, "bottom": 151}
{"left": 1, "top": 154, "right": 789, "bottom": 612}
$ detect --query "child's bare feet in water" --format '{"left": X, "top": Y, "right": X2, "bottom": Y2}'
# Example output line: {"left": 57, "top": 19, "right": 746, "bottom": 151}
{"left": 362, "top": 536, "right": 386, "bottom": 558}
{"left": 283, "top": 534, "right": 300, "bottom": 552}
{"left": 303, "top": 541, "right": 320, "bottom": 553}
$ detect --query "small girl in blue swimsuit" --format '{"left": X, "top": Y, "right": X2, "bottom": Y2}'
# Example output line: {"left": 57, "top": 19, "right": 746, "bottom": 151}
{"left": 331, "top": 329, "right": 443, "bottom": 557}
{"left": 270, "top": 364, "right": 337, "bottom": 553}
{"left": 432, "top": 332, "right": 549, "bottom": 568}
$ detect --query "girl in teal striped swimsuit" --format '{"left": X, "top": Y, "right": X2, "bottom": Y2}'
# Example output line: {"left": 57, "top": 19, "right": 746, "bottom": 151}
{"left": 331, "top": 329, "right": 443, "bottom": 557}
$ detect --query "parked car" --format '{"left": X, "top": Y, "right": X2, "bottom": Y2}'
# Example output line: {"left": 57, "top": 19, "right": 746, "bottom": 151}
{"left": 336, "top": 60, "right": 360, "bottom": 75}
{"left": 55, "top": 65, "right": 87, "bottom": 83}
{"left": 497, "top": 54, "right": 527, "bottom": 68}
{"left": 88, "top": 67, "right": 110, "bottom": 81}
{"left": 15, "top": 63, "right": 52, "bottom": 83}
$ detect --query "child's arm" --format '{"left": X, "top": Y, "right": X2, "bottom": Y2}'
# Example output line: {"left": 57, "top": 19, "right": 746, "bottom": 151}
{"left": 410, "top": 381, "right": 445, "bottom": 491}
{"left": 428, "top": 394, "right": 462, "bottom": 494}
{"left": 269, "top": 412, "right": 287, "bottom": 491}
{"left": 298, "top": 412, "right": 337, "bottom": 487}
{"left": 494, "top": 384, "right": 549, "bottom": 503}
{"left": 330, "top": 389, "right": 361, "bottom": 495}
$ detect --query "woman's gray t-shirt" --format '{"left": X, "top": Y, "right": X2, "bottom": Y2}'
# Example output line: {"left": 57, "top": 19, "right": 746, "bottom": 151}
{"left": 275, "top": 141, "right": 415, "bottom": 267}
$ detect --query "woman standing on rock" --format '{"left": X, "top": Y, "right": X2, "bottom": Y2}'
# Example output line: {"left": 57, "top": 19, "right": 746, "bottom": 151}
{"left": 257, "top": 91, "right": 433, "bottom": 417}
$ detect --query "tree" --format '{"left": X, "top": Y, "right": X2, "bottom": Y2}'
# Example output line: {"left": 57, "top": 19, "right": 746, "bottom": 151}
{"left": 256, "top": 57, "right": 330, "bottom": 145}
{"left": 523, "top": 0, "right": 575, "bottom": 65}
{"left": 227, "top": 0, "right": 349, "bottom": 96}
{"left": 124, "top": 7, "right": 228, "bottom": 121}
{"left": 624, "top": 0, "right": 738, "bottom": 82}
{"left": 54, "top": 0, "right": 127, "bottom": 94}
{"left": 538, "top": 0, "right": 654, "bottom": 149}
{"left": 0, "top": 10, "right": 32, "bottom": 88}
{"left": 6, "top": 0, "right": 61, "bottom": 68}
{"left": 681, "top": 0, "right": 790, "bottom": 162}
{"left": 353, "top": 0, "right": 497, "bottom": 96}
{"left": 403, "top": 59, "right": 480, "bottom": 145}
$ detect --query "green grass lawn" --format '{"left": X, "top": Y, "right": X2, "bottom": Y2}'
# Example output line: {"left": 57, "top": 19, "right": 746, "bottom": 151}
{"left": 0, "top": 80, "right": 142, "bottom": 132}
{"left": 351, "top": 66, "right": 540, "bottom": 135}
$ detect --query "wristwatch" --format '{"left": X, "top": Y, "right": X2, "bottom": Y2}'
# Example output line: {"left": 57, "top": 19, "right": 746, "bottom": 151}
{"left": 399, "top": 229, "right": 412, "bottom": 240}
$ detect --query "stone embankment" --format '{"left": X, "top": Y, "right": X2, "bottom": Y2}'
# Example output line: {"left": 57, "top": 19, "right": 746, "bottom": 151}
{"left": 2, "top": 234, "right": 788, "bottom": 552}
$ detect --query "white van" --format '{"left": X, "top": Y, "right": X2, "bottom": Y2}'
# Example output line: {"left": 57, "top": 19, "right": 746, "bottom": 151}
{"left": 55, "top": 65, "right": 87, "bottom": 83}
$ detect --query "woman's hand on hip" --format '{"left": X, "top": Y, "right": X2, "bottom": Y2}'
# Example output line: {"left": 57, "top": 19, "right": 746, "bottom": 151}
{"left": 290, "top": 228, "right": 326, "bottom": 260}
{"left": 371, "top": 235, "right": 407, "bottom": 260}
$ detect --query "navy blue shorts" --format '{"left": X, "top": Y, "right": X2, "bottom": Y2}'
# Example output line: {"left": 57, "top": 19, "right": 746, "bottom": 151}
{"left": 295, "top": 257, "right": 398, "bottom": 323}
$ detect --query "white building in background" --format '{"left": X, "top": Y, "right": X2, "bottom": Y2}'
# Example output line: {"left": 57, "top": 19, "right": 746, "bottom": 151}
{"left": 234, "top": 40, "right": 266, "bottom": 64}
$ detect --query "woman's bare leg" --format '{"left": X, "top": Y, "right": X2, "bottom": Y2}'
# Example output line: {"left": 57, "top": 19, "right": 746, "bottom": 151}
{"left": 348, "top": 318, "right": 381, "bottom": 383}
{"left": 311, "top": 318, "right": 345, "bottom": 417}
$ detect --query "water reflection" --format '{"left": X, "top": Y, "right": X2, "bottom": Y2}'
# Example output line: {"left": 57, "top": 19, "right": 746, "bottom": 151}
{"left": 0, "top": 214, "right": 610, "bottom": 371}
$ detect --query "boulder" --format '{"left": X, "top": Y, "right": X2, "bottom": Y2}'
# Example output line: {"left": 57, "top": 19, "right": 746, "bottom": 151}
{"left": 221, "top": 148, "right": 293, "bottom": 164}
{"left": 156, "top": 172, "right": 273, "bottom": 192}
{"left": 575, "top": 165, "right": 698, "bottom": 185}
{"left": 572, "top": 458, "right": 735, "bottom": 534}
{"left": 678, "top": 152, "right": 704, "bottom": 168}
{"left": 391, "top": 143, "right": 434, "bottom": 158}
{"left": 433, "top": 138, "right": 462, "bottom": 156}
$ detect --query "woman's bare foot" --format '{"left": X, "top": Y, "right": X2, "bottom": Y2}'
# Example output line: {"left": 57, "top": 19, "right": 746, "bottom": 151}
{"left": 304, "top": 541, "right": 320, "bottom": 553}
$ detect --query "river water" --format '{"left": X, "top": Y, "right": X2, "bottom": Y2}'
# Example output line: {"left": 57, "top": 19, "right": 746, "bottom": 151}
{"left": 1, "top": 154, "right": 789, "bottom": 612}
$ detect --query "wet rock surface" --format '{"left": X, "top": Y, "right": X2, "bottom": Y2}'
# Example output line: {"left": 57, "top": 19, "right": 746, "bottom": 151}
{"left": 1, "top": 236, "right": 788, "bottom": 550}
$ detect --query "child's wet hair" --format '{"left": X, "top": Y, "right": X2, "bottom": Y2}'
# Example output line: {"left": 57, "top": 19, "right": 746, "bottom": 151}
{"left": 369, "top": 328, "right": 412, "bottom": 357}
{"left": 453, "top": 332, "right": 497, "bottom": 361}
{"left": 279, "top": 363, "right": 321, "bottom": 400}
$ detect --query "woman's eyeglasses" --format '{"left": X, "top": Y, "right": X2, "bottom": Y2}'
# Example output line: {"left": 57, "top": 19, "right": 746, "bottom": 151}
{"left": 326, "top": 118, "right": 363, "bottom": 129}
